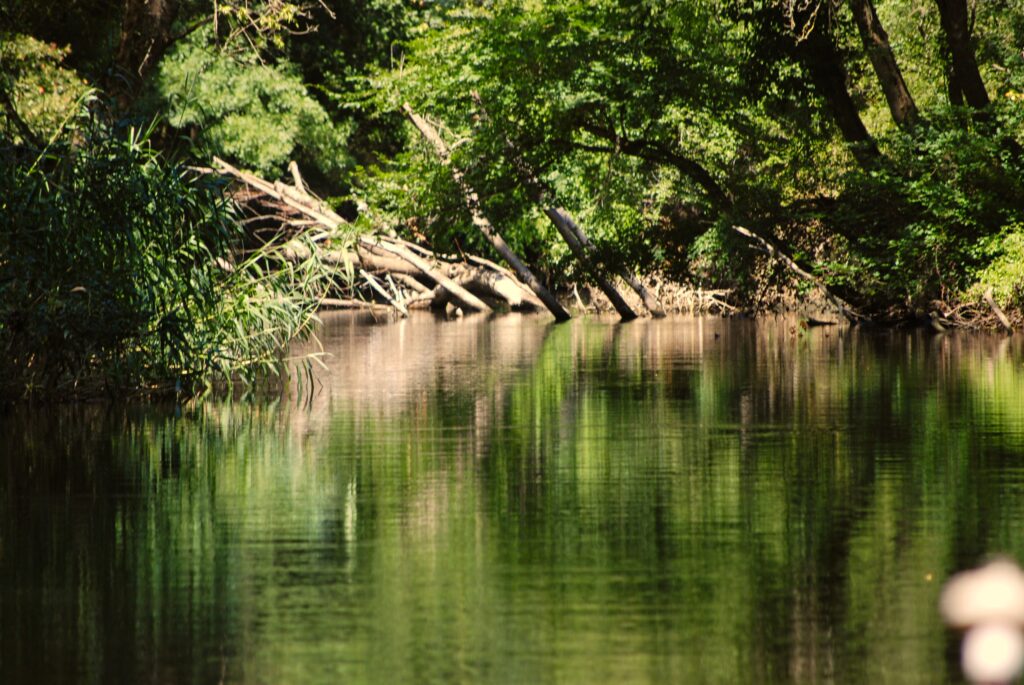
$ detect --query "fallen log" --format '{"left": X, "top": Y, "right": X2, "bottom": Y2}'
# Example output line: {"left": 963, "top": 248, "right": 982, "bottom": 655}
{"left": 381, "top": 236, "right": 531, "bottom": 302}
{"left": 984, "top": 287, "right": 1014, "bottom": 334}
{"left": 403, "top": 103, "right": 570, "bottom": 322}
{"left": 361, "top": 269, "right": 408, "bottom": 317}
{"left": 561, "top": 218, "right": 666, "bottom": 318}
{"left": 393, "top": 272, "right": 430, "bottom": 294}
{"left": 359, "top": 237, "right": 493, "bottom": 314}
{"left": 216, "top": 157, "right": 550, "bottom": 317}
{"left": 354, "top": 242, "right": 423, "bottom": 277}
{"left": 214, "top": 157, "right": 346, "bottom": 233}
{"left": 455, "top": 264, "right": 528, "bottom": 307}
{"left": 469, "top": 90, "right": 662, "bottom": 319}
{"left": 464, "top": 254, "right": 545, "bottom": 310}
{"left": 320, "top": 298, "right": 395, "bottom": 312}
{"left": 278, "top": 239, "right": 356, "bottom": 269}
{"left": 374, "top": 236, "right": 537, "bottom": 309}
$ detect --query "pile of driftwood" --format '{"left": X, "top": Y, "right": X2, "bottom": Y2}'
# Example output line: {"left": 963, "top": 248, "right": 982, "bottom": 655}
{"left": 209, "top": 103, "right": 678, "bottom": 322}
{"left": 214, "top": 157, "right": 549, "bottom": 318}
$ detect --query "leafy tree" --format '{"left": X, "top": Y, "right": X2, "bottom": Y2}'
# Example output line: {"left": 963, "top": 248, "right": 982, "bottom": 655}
{"left": 151, "top": 26, "right": 354, "bottom": 182}
{"left": 0, "top": 34, "right": 89, "bottom": 144}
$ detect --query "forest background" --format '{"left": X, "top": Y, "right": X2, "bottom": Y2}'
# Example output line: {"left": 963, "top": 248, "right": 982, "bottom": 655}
{"left": 2, "top": 0, "right": 1024, "bottom": 398}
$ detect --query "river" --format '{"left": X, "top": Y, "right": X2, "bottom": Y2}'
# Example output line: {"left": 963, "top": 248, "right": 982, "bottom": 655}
{"left": 3, "top": 313, "right": 1024, "bottom": 683}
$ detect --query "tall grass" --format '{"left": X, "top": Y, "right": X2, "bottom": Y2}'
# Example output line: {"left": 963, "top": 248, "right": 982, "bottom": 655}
{"left": 0, "top": 114, "right": 333, "bottom": 401}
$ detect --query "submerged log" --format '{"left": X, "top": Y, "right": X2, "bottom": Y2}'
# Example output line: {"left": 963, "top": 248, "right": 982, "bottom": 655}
{"left": 403, "top": 103, "right": 570, "bottom": 322}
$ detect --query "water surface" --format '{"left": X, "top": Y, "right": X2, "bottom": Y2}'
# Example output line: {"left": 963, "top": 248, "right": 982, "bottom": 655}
{"left": 4, "top": 313, "right": 1024, "bottom": 684}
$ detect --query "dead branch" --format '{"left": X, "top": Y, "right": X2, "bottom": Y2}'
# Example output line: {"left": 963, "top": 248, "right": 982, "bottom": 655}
{"left": 732, "top": 225, "right": 863, "bottom": 323}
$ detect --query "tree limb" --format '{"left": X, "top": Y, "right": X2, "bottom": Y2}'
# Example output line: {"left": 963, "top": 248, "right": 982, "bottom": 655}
{"left": 576, "top": 121, "right": 732, "bottom": 209}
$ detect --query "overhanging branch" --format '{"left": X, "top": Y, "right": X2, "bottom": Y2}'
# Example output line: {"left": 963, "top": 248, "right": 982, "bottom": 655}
{"left": 576, "top": 122, "right": 732, "bottom": 209}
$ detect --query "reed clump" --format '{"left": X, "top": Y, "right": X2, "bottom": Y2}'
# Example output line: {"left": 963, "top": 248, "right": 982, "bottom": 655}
{"left": 0, "top": 114, "right": 333, "bottom": 401}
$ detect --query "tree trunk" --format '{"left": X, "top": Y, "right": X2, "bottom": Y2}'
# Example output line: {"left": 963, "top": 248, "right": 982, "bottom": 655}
{"left": 564, "top": 216, "right": 666, "bottom": 318}
{"left": 934, "top": 0, "right": 989, "bottom": 110}
{"left": 846, "top": 0, "right": 918, "bottom": 128}
{"left": 797, "top": 28, "right": 880, "bottom": 166}
{"left": 402, "top": 103, "right": 571, "bottom": 322}
{"left": 544, "top": 208, "right": 637, "bottom": 320}
{"left": 468, "top": 91, "right": 665, "bottom": 318}
{"left": 947, "top": 62, "right": 965, "bottom": 106}
{"left": 113, "top": 0, "right": 180, "bottom": 105}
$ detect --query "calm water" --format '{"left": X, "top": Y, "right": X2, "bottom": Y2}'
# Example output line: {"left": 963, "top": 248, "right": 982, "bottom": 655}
{"left": 3, "top": 313, "right": 1024, "bottom": 684}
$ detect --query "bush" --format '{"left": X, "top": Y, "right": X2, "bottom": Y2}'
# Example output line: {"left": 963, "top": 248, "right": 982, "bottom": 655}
{"left": 0, "top": 33, "right": 88, "bottom": 141}
{"left": 827, "top": 108, "right": 1024, "bottom": 313}
{"left": 967, "top": 224, "right": 1024, "bottom": 310}
{"left": 152, "top": 28, "right": 353, "bottom": 184}
{"left": 0, "top": 117, "right": 328, "bottom": 400}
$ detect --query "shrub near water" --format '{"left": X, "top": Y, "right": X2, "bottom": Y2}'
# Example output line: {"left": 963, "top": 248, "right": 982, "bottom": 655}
{"left": 0, "top": 120, "right": 327, "bottom": 400}
{"left": 968, "top": 224, "right": 1024, "bottom": 311}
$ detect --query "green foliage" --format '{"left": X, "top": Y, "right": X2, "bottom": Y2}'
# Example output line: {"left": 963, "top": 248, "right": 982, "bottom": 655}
{"left": 346, "top": 0, "right": 1024, "bottom": 317}
{"left": 353, "top": 1, "right": 758, "bottom": 277}
{"left": 152, "top": 27, "right": 354, "bottom": 182}
{"left": 0, "top": 118, "right": 329, "bottom": 400}
{"left": 967, "top": 223, "right": 1024, "bottom": 309}
{"left": 0, "top": 33, "right": 88, "bottom": 141}
{"left": 8, "top": 0, "right": 1024, "bottom": 326}
{"left": 688, "top": 223, "right": 753, "bottom": 291}
{"left": 826, "top": 106, "right": 1024, "bottom": 310}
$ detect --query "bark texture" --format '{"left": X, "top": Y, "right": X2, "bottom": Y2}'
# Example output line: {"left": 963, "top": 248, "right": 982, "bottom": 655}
{"left": 847, "top": 0, "right": 918, "bottom": 127}
{"left": 796, "top": 26, "right": 880, "bottom": 165}
{"left": 114, "top": 0, "right": 180, "bottom": 101}
{"left": 934, "top": 0, "right": 989, "bottom": 109}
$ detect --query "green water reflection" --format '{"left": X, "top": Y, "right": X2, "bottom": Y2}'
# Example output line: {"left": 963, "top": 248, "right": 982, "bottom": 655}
{"left": 4, "top": 314, "right": 1024, "bottom": 684}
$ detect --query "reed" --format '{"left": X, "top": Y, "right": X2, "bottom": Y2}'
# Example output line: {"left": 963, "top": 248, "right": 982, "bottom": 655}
{"left": 0, "top": 114, "right": 334, "bottom": 401}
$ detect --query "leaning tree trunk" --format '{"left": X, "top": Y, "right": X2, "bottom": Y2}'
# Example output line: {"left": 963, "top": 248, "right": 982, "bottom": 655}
{"left": 797, "top": 26, "right": 880, "bottom": 166}
{"left": 403, "top": 103, "right": 571, "bottom": 322}
{"left": 113, "top": 0, "right": 180, "bottom": 106}
{"left": 543, "top": 209, "right": 637, "bottom": 320}
{"left": 468, "top": 90, "right": 664, "bottom": 318}
{"left": 934, "top": 0, "right": 989, "bottom": 110}
{"left": 847, "top": 0, "right": 918, "bottom": 128}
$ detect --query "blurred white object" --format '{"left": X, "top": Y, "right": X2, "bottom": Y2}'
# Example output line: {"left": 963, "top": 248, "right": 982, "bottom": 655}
{"left": 961, "top": 623, "right": 1024, "bottom": 685}
{"left": 941, "top": 559, "right": 1024, "bottom": 628}
{"left": 941, "top": 559, "right": 1024, "bottom": 684}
